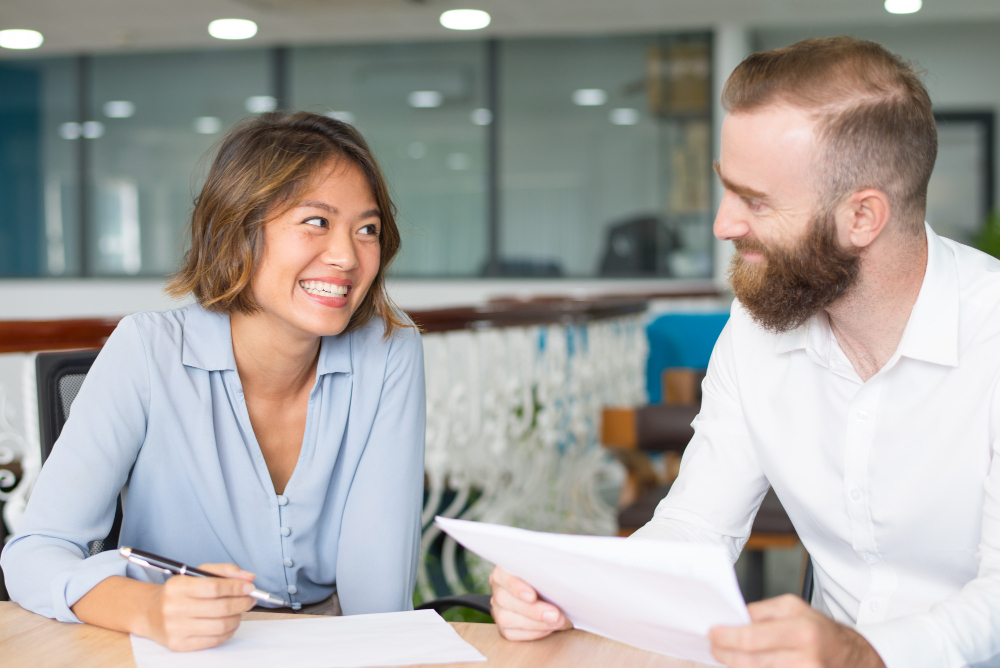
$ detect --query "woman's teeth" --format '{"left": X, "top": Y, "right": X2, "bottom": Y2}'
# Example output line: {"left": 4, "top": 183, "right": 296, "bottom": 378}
{"left": 300, "top": 280, "right": 349, "bottom": 297}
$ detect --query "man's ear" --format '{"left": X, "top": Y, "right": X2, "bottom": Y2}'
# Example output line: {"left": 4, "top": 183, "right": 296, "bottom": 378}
{"left": 839, "top": 189, "right": 891, "bottom": 249}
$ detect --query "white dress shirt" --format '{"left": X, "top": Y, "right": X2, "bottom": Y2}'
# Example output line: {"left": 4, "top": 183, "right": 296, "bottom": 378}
{"left": 633, "top": 225, "right": 1000, "bottom": 668}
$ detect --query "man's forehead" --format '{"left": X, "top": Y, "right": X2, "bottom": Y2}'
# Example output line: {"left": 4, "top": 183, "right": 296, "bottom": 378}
{"left": 719, "top": 106, "right": 821, "bottom": 194}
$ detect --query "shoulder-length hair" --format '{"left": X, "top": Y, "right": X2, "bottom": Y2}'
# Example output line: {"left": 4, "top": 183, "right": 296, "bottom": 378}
{"left": 167, "top": 111, "right": 407, "bottom": 337}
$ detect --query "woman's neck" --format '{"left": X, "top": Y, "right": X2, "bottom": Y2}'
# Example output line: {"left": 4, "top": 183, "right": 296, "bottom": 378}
{"left": 230, "top": 311, "right": 321, "bottom": 399}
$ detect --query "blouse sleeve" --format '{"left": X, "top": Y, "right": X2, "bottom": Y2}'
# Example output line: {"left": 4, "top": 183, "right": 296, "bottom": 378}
{"left": 1, "top": 316, "right": 150, "bottom": 622}
{"left": 335, "top": 325, "right": 426, "bottom": 614}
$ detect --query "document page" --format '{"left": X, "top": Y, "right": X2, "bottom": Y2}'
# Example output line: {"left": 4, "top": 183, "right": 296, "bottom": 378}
{"left": 437, "top": 516, "right": 749, "bottom": 666}
{"left": 130, "top": 609, "right": 486, "bottom": 668}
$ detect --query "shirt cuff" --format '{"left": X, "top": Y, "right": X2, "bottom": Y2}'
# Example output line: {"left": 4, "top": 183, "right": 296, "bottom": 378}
{"left": 50, "top": 550, "right": 130, "bottom": 623}
{"left": 857, "top": 614, "right": 965, "bottom": 668}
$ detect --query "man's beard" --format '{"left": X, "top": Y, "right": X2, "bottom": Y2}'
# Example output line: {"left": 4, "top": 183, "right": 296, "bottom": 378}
{"left": 728, "top": 211, "right": 861, "bottom": 333}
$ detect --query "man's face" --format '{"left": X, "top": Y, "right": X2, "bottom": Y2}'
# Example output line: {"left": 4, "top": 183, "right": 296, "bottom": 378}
{"left": 715, "top": 106, "right": 860, "bottom": 332}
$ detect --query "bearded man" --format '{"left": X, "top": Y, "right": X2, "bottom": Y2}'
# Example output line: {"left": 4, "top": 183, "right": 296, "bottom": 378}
{"left": 488, "top": 36, "right": 1000, "bottom": 668}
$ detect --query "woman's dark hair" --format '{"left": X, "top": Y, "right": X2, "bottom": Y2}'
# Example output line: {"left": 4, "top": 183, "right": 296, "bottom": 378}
{"left": 167, "top": 111, "right": 407, "bottom": 337}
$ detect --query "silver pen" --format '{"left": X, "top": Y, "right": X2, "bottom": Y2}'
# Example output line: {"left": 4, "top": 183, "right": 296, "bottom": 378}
{"left": 119, "top": 546, "right": 291, "bottom": 606}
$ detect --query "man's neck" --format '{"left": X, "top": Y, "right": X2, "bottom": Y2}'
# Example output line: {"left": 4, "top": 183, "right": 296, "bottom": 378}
{"left": 824, "top": 230, "right": 928, "bottom": 382}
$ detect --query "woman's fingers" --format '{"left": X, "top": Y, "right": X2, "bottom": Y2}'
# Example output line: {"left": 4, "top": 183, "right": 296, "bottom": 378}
{"left": 489, "top": 566, "right": 572, "bottom": 641}
{"left": 196, "top": 562, "right": 257, "bottom": 582}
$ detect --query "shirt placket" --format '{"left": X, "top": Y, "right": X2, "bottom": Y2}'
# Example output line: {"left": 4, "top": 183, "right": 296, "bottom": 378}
{"left": 843, "top": 375, "right": 897, "bottom": 624}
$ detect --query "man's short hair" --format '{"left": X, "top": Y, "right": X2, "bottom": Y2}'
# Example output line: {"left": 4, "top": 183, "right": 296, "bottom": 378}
{"left": 722, "top": 36, "right": 937, "bottom": 233}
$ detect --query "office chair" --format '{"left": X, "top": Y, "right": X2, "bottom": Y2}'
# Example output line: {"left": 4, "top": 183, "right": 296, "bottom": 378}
{"left": 36, "top": 349, "right": 123, "bottom": 556}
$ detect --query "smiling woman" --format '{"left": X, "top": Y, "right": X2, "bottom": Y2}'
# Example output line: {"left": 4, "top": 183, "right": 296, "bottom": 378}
{"left": 1, "top": 111, "right": 426, "bottom": 651}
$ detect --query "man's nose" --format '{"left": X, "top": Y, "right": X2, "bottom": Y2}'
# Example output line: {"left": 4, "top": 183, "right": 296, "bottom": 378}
{"left": 713, "top": 192, "right": 750, "bottom": 241}
{"left": 320, "top": 228, "right": 359, "bottom": 270}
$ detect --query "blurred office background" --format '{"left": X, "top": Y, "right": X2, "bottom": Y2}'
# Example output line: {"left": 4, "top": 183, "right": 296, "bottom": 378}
{"left": 0, "top": 0, "right": 998, "bottom": 606}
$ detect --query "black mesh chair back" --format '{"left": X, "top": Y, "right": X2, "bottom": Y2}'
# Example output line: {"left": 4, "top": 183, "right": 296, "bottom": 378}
{"left": 36, "top": 349, "right": 123, "bottom": 555}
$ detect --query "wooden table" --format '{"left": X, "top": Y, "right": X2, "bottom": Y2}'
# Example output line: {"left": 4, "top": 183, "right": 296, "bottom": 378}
{"left": 0, "top": 601, "right": 709, "bottom": 667}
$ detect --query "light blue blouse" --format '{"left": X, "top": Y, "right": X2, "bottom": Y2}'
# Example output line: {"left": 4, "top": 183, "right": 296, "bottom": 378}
{"left": 1, "top": 303, "right": 426, "bottom": 622}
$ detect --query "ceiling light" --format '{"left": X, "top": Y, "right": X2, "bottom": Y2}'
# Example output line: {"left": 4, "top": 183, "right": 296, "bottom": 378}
{"left": 609, "top": 108, "right": 640, "bottom": 126}
{"left": 193, "top": 117, "right": 222, "bottom": 135}
{"left": 245, "top": 96, "right": 277, "bottom": 113}
{"left": 82, "top": 121, "right": 104, "bottom": 139}
{"left": 103, "top": 101, "right": 135, "bottom": 118}
{"left": 208, "top": 19, "right": 258, "bottom": 40}
{"left": 440, "top": 9, "right": 491, "bottom": 31}
{"left": 408, "top": 91, "right": 443, "bottom": 108}
{"left": 0, "top": 29, "right": 43, "bottom": 50}
{"left": 471, "top": 108, "right": 492, "bottom": 126}
{"left": 59, "top": 123, "right": 81, "bottom": 140}
{"left": 325, "top": 111, "right": 355, "bottom": 124}
{"left": 573, "top": 89, "right": 607, "bottom": 106}
{"left": 884, "top": 0, "right": 921, "bottom": 13}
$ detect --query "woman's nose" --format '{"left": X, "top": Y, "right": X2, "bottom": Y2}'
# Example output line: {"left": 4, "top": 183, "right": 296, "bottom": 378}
{"left": 320, "top": 228, "right": 359, "bottom": 271}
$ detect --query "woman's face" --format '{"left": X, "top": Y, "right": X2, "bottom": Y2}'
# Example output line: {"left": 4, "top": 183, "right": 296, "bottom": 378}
{"left": 250, "top": 159, "right": 381, "bottom": 339}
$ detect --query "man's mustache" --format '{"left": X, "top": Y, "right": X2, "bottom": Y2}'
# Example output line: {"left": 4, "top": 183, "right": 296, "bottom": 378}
{"left": 733, "top": 237, "right": 768, "bottom": 256}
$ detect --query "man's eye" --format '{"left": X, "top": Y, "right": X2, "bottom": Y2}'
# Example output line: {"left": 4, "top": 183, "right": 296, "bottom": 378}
{"left": 359, "top": 224, "right": 379, "bottom": 236}
{"left": 303, "top": 217, "right": 328, "bottom": 228}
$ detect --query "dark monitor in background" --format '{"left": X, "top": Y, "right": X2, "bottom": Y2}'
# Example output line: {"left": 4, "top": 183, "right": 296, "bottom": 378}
{"left": 599, "top": 215, "right": 680, "bottom": 277}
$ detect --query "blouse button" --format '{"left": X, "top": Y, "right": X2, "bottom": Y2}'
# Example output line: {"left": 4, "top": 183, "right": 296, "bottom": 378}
{"left": 287, "top": 585, "right": 298, "bottom": 595}
{"left": 277, "top": 495, "right": 288, "bottom": 506}
{"left": 284, "top": 558, "right": 294, "bottom": 568}
{"left": 869, "top": 600, "right": 880, "bottom": 612}
{"left": 280, "top": 527, "right": 291, "bottom": 537}
{"left": 850, "top": 488, "right": 861, "bottom": 502}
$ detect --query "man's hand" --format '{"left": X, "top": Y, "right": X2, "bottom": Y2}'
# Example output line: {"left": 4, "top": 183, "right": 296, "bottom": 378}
{"left": 489, "top": 566, "right": 573, "bottom": 641}
{"left": 140, "top": 563, "right": 257, "bottom": 652}
{"left": 709, "top": 594, "right": 885, "bottom": 668}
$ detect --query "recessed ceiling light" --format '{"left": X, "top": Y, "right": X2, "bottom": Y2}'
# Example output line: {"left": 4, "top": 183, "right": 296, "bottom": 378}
{"left": 609, "top": 108, "right": 640, "bottom": 126}
{"left": 884, "top": 0, "right": 921, "bottom": 13}
{"left": 208, "top": 19, "right": 258, "bottom": 40}
{"left": 245, "top": 96, "right": 277, "bottom": 113}
{"left": 0, "top": 29, "right": 43, "bottom": 50}
{"left": 59, "top": 122, "right": 81, "bottom": 140}
{"left": 470, "top": 108, "right": 492, "bottom": 126}
{"left": 103, "top": 101, "right": 135, "bottom": 118}
{"left": 572, "top": 89, "right": 607, "bottom": 106}
{"left": 82, "top": 121, "right": 104, "bottom": 139}
{"left": 409, "top": 91, "right": 443, "bottom": 108}
{"left": 193, "top": 117, "right": 222, "bottom": 135}
{"left": 440, "top": 9, "right": 491, "bottom": 31}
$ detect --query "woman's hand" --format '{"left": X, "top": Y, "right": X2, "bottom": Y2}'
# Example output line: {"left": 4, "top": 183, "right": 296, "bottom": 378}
{"left": 489, "top": 566, "right": 573, "bottom": 641}
{"left": 140, "top": 563, "right": 258, "bottom": 651}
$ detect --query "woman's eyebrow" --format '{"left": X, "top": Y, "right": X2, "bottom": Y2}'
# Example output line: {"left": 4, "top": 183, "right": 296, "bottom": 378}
{"left": 298, "top": 199, "right": 338, "bottom": 214}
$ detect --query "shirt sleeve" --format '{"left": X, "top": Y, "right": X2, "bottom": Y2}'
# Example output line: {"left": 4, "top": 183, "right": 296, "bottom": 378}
{"left": 630, "top": 314, "right": 771, "bottom": 564}
{"left": 0, "top": 316, "right": 150, "bottom": 622}
{"left": 856, "top": 423, "right": 1000, "bottom": 667}
{"left": 335, "top": 325, "right": 426, "bottom": 615}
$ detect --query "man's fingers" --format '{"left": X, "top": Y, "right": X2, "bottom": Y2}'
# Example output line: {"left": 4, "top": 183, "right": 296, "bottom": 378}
{"left": 746, "top": 594, "right": 807, "bottom": 622}
{"left": 489, "top": 566, "right": 537, "bottom": 603}
{"left": 491, "top": 585, "right": 566, "bottom": 627}
{"left": 710, "top": 618, "right": 813, "bottom": 653}
{"left": 196, "top": 563, "right": 256, "bottom": 582}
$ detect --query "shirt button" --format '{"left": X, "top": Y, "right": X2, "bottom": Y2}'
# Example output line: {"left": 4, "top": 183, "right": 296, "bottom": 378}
{"left": 280, "top": 527, "right": 291, "bottom": 537}
{"left": 284, "top": 558, "right": 294, "bottom": 568}
{"left": 287, "top": 585, "right": 298, "bottom": 595}
{"left": 857, "top": 410, "right": 868, "bottom": 422}
{"left": 850, "top": 488, "right": 862, "bottom": 501}
{"left": 869, "top": 600, "right": 880, "bottom": 612}
{"left": 277, "top": 495, "right": 288, "bottom": 506}
{"left": 865, "top": 554, "right": 878, "bottom": 564}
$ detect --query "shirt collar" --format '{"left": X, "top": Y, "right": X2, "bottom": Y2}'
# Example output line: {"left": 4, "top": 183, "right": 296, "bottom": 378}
{"left": 182, "top": 302, "right": 354, "bottom": 376}
{"left": 773, "top": 223, "right": 959, "bottom": 368}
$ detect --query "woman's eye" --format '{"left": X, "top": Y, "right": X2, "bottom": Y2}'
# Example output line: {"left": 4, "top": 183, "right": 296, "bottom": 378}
{"left": 359, "top": 224, "right": 379, "bottom": 236}
{"left": 303, "top": 217, "right": 328, "bottom": 228}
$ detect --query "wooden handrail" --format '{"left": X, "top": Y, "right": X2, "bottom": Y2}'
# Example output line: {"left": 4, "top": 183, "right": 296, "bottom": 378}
{"left": 0, "top": 297, "right": 655, "bottom": 353}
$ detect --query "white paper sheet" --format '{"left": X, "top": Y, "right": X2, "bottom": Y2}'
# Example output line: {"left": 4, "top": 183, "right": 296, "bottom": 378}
{"left": 436, "top": 516, "right": 750, "bottom": 666}
{"left": 129, "top": 609, "right": 487, "bottom": 668}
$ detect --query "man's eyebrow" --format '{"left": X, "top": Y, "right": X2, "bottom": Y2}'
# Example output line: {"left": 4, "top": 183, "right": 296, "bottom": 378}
{"left": 297, "top": 200, "right": 381, "bottom": 220}
{"left": 713, "top": 160, "right": 771, "bottom": 203}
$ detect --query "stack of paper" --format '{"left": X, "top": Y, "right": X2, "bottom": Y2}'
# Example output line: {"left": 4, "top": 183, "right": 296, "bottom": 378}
{"left": 130, "top": 609, "right": 486, "bottom": 668}
{"left": 437, "top": 516, "right": 749, "bottom": 666}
